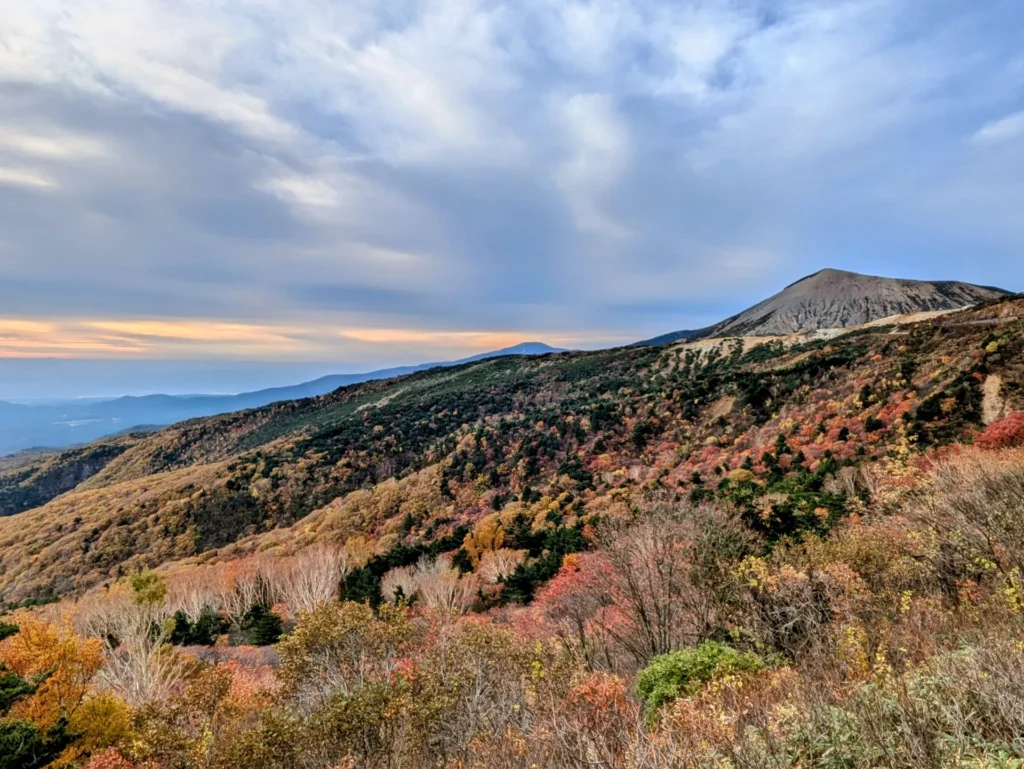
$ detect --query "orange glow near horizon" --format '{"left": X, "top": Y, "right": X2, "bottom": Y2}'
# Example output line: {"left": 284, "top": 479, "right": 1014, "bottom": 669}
{"left": 339, "top": 328, "right": 530, "bottom": 349}
{"left": 0, "top": 316, "right": 632, "bottom": 360}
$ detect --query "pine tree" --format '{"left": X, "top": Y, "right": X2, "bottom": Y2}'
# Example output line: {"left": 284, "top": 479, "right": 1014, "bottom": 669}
{"left": 241, "top": 605, "right": 283, "bottom": 646}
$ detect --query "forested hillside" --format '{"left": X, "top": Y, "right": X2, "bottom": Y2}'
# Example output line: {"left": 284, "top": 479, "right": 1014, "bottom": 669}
{"left": 2, "top": 296, "right": 1022, "bottom": 605}
{"left": 3, "top": 296, "right": 1024, "bottom": 768}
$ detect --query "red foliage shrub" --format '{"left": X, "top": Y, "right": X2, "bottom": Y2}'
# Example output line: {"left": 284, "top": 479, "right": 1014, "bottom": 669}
{"left": 83, "top": 750, "right": 136, "bottom": 769}
{"left": 975, "top": 412, "right": 1024, "bottom": 451}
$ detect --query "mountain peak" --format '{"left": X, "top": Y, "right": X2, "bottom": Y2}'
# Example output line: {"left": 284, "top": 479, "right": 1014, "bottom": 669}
{"left": 784, "top": 267, "right": 856, "bottom": 288}
{"left": 490, "top": 342, "right": 561, "bottom": 355}
{"left": 457, "top": 341, "right": 565, "bottom": 365}
{"left": 640, "top": 269, "right": 1012, "bottom": 346}
{"left": 712, "top": 269, "right": 1010, "bottom": 337}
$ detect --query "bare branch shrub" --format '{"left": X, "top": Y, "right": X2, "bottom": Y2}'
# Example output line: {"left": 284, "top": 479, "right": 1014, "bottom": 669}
{"left": 912, "top": 448, "right": 1024, "bottom": 595}
{"left": 273, "top": 544, "right": 350, "bottom": 615}
{"left": 477, "top": 548, "right": 527, "bottom": 584}
{"left": 736, "top": 557, "right": 865, "bottom": 665}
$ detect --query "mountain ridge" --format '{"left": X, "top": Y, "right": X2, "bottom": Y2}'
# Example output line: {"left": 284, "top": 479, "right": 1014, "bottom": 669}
{"left": 638, "top": 268, "right": 1011, "bottom": 345}
{"left": 0, "top": 342, "right": 565, "bottom": 456}
{"left": 1, "top": 294, "right": 1023, "bottom": 603}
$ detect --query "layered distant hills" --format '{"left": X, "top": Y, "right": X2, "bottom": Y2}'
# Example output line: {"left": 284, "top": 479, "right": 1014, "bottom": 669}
{"left": 0, "top": 342, "right": 565, "bottom": 455}
{"left": 0, "top": 268, "right": 1021, "bottom": 603}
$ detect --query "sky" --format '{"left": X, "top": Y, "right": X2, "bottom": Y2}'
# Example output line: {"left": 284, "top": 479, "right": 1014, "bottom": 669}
{"left": 0, "top": 0, "right": 1023, "bottom": 396}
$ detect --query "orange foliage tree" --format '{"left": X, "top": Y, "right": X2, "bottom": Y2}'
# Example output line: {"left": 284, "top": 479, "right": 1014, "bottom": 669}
{"left": 0, "top": 611, "right": 104, "bottom": 729}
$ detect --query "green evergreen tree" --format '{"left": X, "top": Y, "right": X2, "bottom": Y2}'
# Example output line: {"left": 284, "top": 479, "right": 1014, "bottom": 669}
{"left": 241, "top": 605, "right": 283, "bottom": 646}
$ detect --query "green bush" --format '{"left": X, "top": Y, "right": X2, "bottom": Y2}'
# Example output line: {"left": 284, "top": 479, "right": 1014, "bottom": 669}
{"left": 169, "top": 606, "right": 230, "bottom": 646}
{"left": 636, "top": 642, "right": 764, "bottom": 710}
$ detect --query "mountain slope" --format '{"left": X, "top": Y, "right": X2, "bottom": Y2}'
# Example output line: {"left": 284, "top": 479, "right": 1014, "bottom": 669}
{"left": 631, "top": 326, "right": 715, "bottom": 347}
{"left": 0, "top": 342, "right": 565, "bottom": 456}
{"left": 1, "top": 296, "right": 1023, "bottom": 603}
{"left": 711, "top": 269, "right": 1009, "bottom": 337}
{"left": 641, "top": 269, "right": 1010, "bottom": 345}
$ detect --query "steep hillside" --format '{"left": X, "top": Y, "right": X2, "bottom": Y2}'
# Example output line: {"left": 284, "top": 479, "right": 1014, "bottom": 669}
{"left": 0, "top": 439, "right": 133, "bottom": 517}
{"left": 0, "top": 296, "right": 1022, "bottom": 604}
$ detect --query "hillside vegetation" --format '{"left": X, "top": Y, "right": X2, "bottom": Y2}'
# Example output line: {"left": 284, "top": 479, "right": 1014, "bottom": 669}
{"left": 3, "top": 296, "right": 1024, "bottom": 768}
{"left": 2, "top": 298, "right": 1024, "bottom": 605}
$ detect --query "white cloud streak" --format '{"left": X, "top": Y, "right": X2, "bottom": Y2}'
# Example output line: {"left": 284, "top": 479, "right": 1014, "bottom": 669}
{"left": 0, "top": 166, "right": 57, "bottom": 189}
{"left": 973, "top": 111, "right": 1024, "bottom": 145}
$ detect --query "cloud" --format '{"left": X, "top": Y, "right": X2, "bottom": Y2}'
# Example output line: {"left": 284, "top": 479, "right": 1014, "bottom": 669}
{"left": 0, "top": 315, "right": 624, "bottom": 361}
{"left": 972, "top": 111, "right": 1024, "bottom": 145}
{"left": 289, "top": 284, "right": 439, "bottom": 314}
{"left": 0, "top": 0, "right": 1021, "bottom": 368}
{"left": 0, "top": 166, "right": 56, "bottom": 189}
{"left": 0, "top": 129, "right": 108, "bottom": 159}
{"left": 556, "top": 93, "right": 633, "bottom": 237}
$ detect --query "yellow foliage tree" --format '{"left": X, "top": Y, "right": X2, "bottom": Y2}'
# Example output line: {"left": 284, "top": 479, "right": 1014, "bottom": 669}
{"left": 462, "top": 513, "right": 505, "bottom": 566}
{"left": 68, "top": 692, "right": 133, "bottom": 762}
{"left": 0, "top": 611, "right": 105, "bottom": 728}
{"left": 0, "top": 610, "right": 130, "bottom": 764}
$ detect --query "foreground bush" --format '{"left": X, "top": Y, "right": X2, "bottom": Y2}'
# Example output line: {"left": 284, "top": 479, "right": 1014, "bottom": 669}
{"left": 636, "top": 642, "right": 764, "bottom": 711}
{"left": 724, "top": 639, "right": 1024, "bottom": 769}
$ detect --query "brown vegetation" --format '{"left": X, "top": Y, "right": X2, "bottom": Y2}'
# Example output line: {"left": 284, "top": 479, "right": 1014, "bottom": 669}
{"left": 0, "top": 446, "right": 1021, "bottom": 767}
{"left": 1, "top": 296, "right": 1024, "bottom": 767}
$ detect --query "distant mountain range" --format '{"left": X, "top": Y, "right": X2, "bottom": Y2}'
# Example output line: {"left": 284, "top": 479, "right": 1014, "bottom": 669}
{"left": 636, "top": 268, "right": 1010, "bottom": 345}
{"left": 0, "top": 269, "right": 1013, "bottom": 456}
{"left": 0, "top": 342, "right": 565, "bottom": 456}
{"left": 2, "top": 286, "right": 1023, "bottom": 603}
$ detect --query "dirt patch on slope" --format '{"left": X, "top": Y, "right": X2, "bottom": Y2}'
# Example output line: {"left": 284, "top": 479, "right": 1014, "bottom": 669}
{"left": 983, "top": 374, "right": 1005, "bottom": 425}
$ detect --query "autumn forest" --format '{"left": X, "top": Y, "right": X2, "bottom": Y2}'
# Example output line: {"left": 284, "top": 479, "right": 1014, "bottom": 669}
{"left": 4, "top": 295, "right": 1024, "bottom": 768}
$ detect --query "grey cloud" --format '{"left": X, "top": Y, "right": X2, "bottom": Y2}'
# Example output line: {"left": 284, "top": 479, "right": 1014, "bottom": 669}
{"left": 289, "top": 284, "right": 440, "bottom": 315}
{"left": 0, "top": 0, "right": 1021, "bottom": 358}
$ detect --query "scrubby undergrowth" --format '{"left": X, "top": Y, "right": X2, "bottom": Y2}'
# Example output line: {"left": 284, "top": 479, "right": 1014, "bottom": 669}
{"left": 2, "top": 299, "right": 1024, "bottom": 767}
{"left": 3, "top": 445, "right": 1024, "bottom": 768}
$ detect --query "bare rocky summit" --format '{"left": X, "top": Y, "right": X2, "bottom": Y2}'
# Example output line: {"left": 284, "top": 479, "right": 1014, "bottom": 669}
{"left": 708, "top": 268, "right": 1009, "bottom": 338}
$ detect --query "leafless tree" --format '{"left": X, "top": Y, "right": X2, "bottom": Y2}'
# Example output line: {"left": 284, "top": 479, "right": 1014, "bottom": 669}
{"left": 210, "top": 556, "right": 279, "bottom": 627}
{"left": 165, "top": 570, "right": 221, "bottom": 623}
{"left": 597, "top": 495, "right": 753, "bottom": 667}
{"left": 381, "top": 565, "right": 418, "bottom": 603}
{"left": 477, "top": 548, "right": 527, "bottom": 584}
{"left": 414, "top": 555, "right": 479, "bottom": 614}
{"left": 74, "top": 586, "right": 191, "bottom": 706}
{"left": 273, "top": 544, "right": 350, "bottom": 615}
